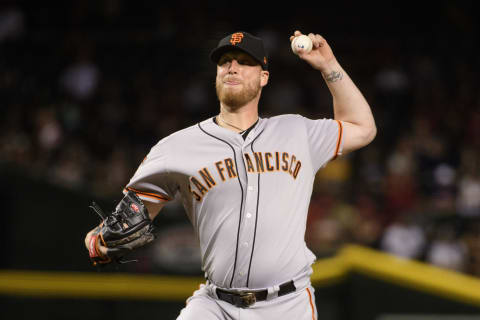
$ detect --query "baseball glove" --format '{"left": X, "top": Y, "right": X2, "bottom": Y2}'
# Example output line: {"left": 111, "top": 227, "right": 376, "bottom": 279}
{"left": 87, "top": 190, "right": 155, "bottom": 266}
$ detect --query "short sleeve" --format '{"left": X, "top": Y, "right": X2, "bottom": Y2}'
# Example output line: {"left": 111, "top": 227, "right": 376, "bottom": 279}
{"left": 123, "top": 139, "right": 177, "bottom": 203}
{"left": 302, "top": 116, "right": 343, "bottom": 173}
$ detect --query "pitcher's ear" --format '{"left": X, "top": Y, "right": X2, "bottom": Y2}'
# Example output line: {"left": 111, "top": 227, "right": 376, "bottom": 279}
{"left": 261, "top": 71, "right": 269, "bottom": 87}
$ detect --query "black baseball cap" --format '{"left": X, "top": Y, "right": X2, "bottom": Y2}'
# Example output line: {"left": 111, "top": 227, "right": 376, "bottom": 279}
{"left": 210, "top": 31, "right": 268, "bottom": 70}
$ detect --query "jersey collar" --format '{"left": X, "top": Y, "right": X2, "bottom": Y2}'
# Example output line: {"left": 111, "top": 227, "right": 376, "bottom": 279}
{"left": 199, "top": 116, "right": 267, "bottom": 147}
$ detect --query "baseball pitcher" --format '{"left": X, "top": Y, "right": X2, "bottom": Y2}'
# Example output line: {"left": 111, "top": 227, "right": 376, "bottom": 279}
{"left": 85, "top": 30, "right": 376, "bottom": 320}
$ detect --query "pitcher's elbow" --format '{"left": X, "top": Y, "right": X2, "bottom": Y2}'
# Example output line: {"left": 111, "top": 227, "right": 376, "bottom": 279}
{"left": 366, "top": 124, "right": 377, "bottom": 144}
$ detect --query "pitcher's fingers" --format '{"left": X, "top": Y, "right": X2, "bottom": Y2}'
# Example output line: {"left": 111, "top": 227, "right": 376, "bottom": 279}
{"left": 307, "top": 33, "right": 318, "bottom": 47}
{"left": 85, "top": 229, "right": 96, "bottom": 249}
{"left": 98, "top": 244, "right": 108, "bottom": 256}
{"left": 312, "top": 34, "right": 326, "bottom": 48}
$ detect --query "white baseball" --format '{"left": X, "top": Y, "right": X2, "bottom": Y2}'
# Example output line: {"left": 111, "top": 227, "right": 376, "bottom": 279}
{"left": 291, "top": 35, "right": 313, "bottom": 55}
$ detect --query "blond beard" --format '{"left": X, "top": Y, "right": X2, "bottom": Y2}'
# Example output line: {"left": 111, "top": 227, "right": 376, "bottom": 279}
{"left": 216, "top": 77, "right": 261, "bottom": 109}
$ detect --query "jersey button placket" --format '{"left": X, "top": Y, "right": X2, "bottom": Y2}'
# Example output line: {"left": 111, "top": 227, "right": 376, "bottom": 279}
{"left": 246, "top": 186, "right": 255, "bottom": 220}
{"left": 233, "top": 147, "right": 257, "bottom": 287}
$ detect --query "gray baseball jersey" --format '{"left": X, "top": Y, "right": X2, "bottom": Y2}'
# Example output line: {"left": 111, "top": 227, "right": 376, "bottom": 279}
{"left": 124, "top": 114, "right": 343, "bottom": 290}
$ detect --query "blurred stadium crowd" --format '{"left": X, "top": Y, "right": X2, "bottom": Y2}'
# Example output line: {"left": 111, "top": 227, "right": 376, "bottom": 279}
{"left": 1, "top": 2, "right": 479, "bottom": 276}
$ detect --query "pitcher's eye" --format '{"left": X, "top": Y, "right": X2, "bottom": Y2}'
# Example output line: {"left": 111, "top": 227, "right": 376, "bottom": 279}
{"left": 218, "top": 56, "right": 233, "bottom": 65}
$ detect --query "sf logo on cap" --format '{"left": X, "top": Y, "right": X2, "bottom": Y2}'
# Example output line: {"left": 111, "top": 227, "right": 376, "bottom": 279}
{"left": 230, "top": 32, "right": 244, "bottom": 45}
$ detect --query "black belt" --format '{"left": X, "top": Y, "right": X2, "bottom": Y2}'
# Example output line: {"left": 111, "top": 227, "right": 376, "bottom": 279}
{"left": 216, "top": 280, "right": 296, "bottom": 308}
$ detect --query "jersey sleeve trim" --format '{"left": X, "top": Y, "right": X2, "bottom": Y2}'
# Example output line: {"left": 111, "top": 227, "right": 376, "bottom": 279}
{"left": 332, "top": 120, "right": 343, "bottom": 161}
{"left": 123, "top": 187, "right": 171, "bottom": 202}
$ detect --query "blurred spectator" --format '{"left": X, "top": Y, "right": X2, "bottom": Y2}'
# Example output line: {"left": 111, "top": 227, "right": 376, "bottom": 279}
{"left": 428, "top": 163, "right": 457, "bottom": 217}
{"left": 374, "top": 63, "right": 409, "bottom": 94}
{"left": 59, "top": 44, "right": 100, "bottom": 101}
{"left": 35, "top": 108, "right": 63, "bottom": 150}
{"left": 426, "top": 224, "right": 467, "bottom": 272}
{"left": 456, "top": 148, "right": 480, "bottom": 217}
{"left": 457, "top": 175, "right": 480, "bottom": 217}
{"left": 380, "top": 213, "right": 426, "bottom": 260}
